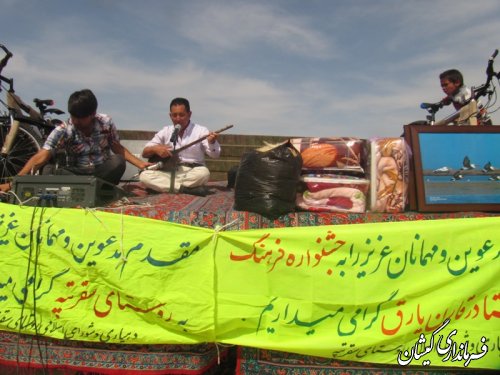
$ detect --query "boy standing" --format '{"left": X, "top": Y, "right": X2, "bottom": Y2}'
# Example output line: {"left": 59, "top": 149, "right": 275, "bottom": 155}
{"left": 439, "top": 69, "right": 491, "bottom": 124}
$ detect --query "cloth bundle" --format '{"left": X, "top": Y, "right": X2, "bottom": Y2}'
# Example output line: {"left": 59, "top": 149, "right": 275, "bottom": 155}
{"left": 290, "top": 137, "right": 365, "bottom": 175}
{"left": 369, "top": 138, "right": 409, "bottom": 213}
{"left": 297, "top": 175, "right": 369, "bottom": 213}
{"left": 291, "top": 137, "right": 369, "bottom": 213}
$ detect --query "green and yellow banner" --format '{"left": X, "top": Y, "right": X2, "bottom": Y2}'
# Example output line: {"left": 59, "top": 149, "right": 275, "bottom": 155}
{"left": 0, "top": 202, "right": 499, "bottom": 369}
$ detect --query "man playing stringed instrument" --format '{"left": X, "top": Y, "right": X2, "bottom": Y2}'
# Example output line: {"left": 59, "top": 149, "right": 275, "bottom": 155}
{"left": 139, "top": 97, "right": 221, "bottom": 196}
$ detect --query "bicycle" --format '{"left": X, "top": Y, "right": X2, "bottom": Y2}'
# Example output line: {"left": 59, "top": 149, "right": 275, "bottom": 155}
{"left": 0, "top": 43, "right": 65, "bottom": 184}
{"left": 416, "top": 49, "right": 499, "bottom": 126}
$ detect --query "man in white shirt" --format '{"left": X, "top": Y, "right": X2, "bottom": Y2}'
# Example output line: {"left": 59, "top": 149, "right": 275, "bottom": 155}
{"left": 139, "top": 97, "right": 221, "bottom": 196}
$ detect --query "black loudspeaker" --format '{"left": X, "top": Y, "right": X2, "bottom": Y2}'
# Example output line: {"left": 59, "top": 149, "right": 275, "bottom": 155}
{"left": 10, "top": 175, "right": 125, "bottom": 207}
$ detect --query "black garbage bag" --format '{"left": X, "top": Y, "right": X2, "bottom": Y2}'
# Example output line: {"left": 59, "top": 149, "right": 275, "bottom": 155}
{"left": 226, "top": 165, "right": 239, "bottom": 189}
{"left": 233, "top": 141, "right": 302, "bottom": 219}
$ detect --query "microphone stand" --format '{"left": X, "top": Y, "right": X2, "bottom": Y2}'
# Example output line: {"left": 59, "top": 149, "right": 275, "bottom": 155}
{"left": 170, "top": 133, "right": 178, "bottom": 193}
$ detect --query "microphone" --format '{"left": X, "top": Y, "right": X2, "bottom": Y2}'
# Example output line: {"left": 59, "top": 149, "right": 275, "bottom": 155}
{"left": 143, "top": 161, "right": 164, "bottom": 171}
{"left": 132, "top": 161, "right": 164, "bottom": 178}
{"left": 170, "top": 124, "right": 181, "bottom": 143}
{"left": 420, "top": 102, "right": 443, "bottom": 111}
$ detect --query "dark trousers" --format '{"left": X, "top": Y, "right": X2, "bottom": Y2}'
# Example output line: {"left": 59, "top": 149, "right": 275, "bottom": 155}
{"left": 43, "top": 154, "right": 126, "bottom": 185}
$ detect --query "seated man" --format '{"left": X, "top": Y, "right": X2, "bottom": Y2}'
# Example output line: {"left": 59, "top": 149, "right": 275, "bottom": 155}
{"left": 0, "top": 89, "right": 150, "bottom": 192}
{"left": 139, "top": 97, "right": 220, "bottom": 196}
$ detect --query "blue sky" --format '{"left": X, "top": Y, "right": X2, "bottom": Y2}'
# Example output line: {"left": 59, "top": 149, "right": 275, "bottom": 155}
{"left": 1, "top": 0, "right": 499, "bottom": 139}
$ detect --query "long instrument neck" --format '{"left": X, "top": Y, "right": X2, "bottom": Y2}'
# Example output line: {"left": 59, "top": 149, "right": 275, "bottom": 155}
{"left": 174, "top": 124, "right": 234, "bottom": 153}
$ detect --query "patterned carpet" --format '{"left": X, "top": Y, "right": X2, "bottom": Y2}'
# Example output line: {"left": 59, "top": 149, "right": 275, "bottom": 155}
{"left": 0, "top": 330, "right": 233, "bottom": 375}
{"left": 235, "top": 347, "right": 494, "bottom": 375}
{"left": 102, "top": 181, "right": 497, "bottom": 230}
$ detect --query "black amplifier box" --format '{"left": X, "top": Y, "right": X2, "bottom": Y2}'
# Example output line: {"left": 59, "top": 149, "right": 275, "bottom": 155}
{"left": 11, "top": 175, "right": 125, "bottom": 207}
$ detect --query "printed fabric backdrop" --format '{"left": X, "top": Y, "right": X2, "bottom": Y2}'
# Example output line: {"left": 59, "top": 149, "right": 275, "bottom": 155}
{"left": 0, "top": 203, "right": 498, "bottom": 370}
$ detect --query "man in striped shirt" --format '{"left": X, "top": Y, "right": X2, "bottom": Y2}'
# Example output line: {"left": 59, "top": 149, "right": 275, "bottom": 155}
{"left": 0, "top": 89, "right": 150, "bottom": 192}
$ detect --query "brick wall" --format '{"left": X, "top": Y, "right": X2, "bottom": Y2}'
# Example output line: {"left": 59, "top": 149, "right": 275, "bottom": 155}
{"left": 118, "top": 130, "right": 292, "bottom": 181}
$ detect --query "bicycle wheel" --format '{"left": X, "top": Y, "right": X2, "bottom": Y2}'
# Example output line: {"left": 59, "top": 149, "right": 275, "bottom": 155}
{"left": 0, "top": 121, "right": 42, "bottom": 183}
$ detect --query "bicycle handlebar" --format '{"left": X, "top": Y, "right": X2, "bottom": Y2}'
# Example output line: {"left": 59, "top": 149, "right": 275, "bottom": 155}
{"left": 470, "top": 49, "right": 499, "bottom": 101}
{"left": 420, "top": 101, "right": 443, "bottom": 112}
{"left": 486, "top": 49, "right": 498, "bottom": 78}
{"left": 0, "top": 45, "right": 14, "bottom": 92}
{"left": 0, "top": 44, "right": 13, "bottom": 73}
{"left": 1, "top": 44, "right": 65, "bottom": 120}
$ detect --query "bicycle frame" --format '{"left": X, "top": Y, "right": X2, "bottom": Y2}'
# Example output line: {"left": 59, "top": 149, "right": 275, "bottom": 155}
{"left": 1, "top": 92, "right": 23, "bottom": 155}
{"left": 0, "top": 43, "right": 65, "bottom": 183}
{"left": 433, "top": 100, "right": 479, "bottom": 126}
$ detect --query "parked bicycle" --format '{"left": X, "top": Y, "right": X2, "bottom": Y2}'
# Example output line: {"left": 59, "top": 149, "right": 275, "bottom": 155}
{"left": 415, "top": 49, "right": 499, "bottom": 126}
{"left": 0, "top": 44, "right": 65, "bottom": 184}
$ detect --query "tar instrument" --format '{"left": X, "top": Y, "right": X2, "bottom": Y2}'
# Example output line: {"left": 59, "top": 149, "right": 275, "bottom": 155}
{"left": 148, "top": 124, "right": 234, "bottom": 170}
